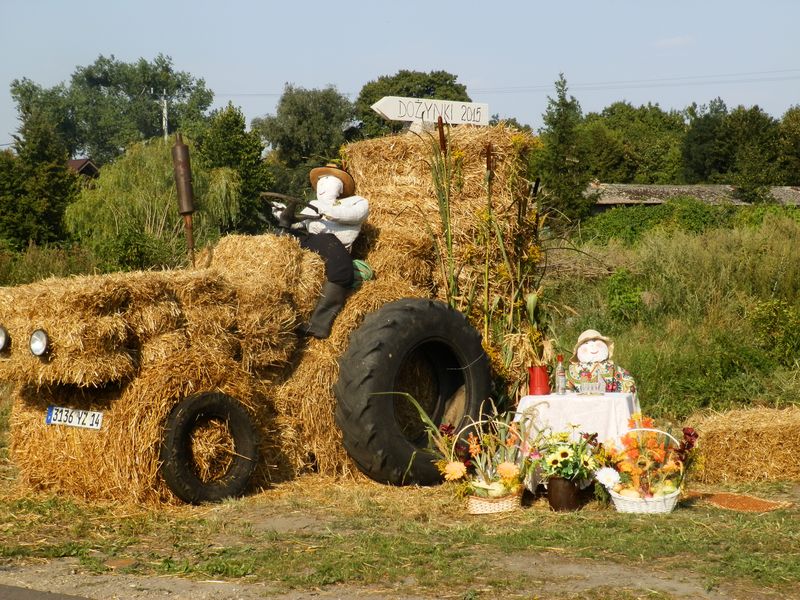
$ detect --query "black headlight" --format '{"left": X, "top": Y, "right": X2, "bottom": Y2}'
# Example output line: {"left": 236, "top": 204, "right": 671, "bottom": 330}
{"left": 0, "top": 325, "right": 8, "bottom": 351}
{"left": 30, "top": 329, "right": 50, "bottom": 356}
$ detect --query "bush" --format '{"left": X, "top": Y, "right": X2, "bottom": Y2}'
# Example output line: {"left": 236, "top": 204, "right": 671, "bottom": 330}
{"left": 0, "top": 243, "right": 100, "bottom": 286}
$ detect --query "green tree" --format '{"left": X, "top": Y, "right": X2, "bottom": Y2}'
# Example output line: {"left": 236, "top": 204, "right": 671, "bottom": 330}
{"left": 778, "top": 106, "right": 800, "bottom": 185}
{"left": 65, "top": 136, "right": 240, "bottom": 270}
{"left": 582, "top": 101, "right": 686, "bottom": 184}
{"left": 11, "top": 54, "right": 213, "bottom": 165}
{"left": 0, "top": 111, "right": 77, "bottom": 249}
{"left": 682, "top": 98, "right": 733, "bottom": 183}
{"left": 355, "top": 70, "right": 470, "bottom": 138}
{"left": 532, "top": 74, "right": 593, "bottom": 222}
{"left": 252, "top": 84, "right": 355, "bottom": 196}
{"left": 196, "top": 103, "right": 272, "bottom": 232}
{"left": 726, "top": 105, "right": 782, "bottom": 201}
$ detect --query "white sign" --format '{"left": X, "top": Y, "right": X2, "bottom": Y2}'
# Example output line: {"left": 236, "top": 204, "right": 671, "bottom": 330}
{"left": 371, "top": 96, "right": 489, "bottom": 126}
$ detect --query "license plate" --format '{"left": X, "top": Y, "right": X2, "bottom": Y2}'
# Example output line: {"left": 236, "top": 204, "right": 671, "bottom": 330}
{"left": 46, "top": 406, "right": 103, "bottom": 430}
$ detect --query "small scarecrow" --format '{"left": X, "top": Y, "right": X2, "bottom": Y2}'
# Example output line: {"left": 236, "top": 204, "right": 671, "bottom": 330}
{"left": 567, "top": 329, "right": 636, "bottom": 393}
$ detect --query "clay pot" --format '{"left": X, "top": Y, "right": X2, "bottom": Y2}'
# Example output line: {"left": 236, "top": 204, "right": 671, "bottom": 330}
{"left": 547, "top": 476, "right": 581, "bottom": 511}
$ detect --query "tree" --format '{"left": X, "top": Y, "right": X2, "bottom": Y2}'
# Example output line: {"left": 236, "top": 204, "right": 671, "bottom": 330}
{"left": 355, "top": 70, "right": 470, "bottom": 138}
{"left": 725, "top": 105, "right": 782, "bottom": 200}
{"left": 582, "top": 102, "right": 686, "bottom": 184}
{"left": 0, "top": 111, "right": 77, "bottom": 249}
{"left": 196, "top": 103, "right": 273, "bottom": 232}
{"left": 65, "top": 136, "right": 240, "bottom": 270}
{"left": 682, "top": 98, "right": 733, "bottom": 183}
{"left": 778, "top": 106, "right": 800, "bottom": 185}
{"left": 251, "top": 84, "right": 355, "bottom": 196}
{"left": 532, "top": 74, "right": 593, "bottom": 222}
{"left": 11, "top": 54, "right": 213, "bottom": 165}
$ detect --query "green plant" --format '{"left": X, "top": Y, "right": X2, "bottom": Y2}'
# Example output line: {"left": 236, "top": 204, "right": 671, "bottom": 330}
{"left": 537, "top": 428, "right": 598, "bottom": 482}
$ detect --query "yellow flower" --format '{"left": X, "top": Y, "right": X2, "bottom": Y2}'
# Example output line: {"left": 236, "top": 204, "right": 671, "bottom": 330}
{"left": 556, "top": 445, "right": 574, "bottom": 460}
{"left": 443, "top": 461, "right": 467, "bottom": 481}
{"left": 546, "top": 453, "right": 561, "bottom": 467}
{"left": 496, "top": 461, "right": 520, "bottom": 480}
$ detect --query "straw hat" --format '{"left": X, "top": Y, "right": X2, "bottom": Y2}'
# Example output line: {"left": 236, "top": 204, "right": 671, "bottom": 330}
{"left": 309, "top": 164, "right": 356, "bottom": 197}
{"left": 571, "top": 329, "right": 614, "bottom": 363}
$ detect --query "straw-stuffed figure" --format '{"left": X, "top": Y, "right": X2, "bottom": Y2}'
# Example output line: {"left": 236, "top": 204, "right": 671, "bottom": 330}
{"left": 567, "top": 329, "right": 636, "bottom": 393}
{"left": 293, "top": 164, "right": 370, "bottom": 339}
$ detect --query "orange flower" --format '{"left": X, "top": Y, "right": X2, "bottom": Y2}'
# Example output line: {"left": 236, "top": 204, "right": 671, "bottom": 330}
{"left": 443, "top": 461, "right": 467, "bottom": 481}
{"left": 467, "top": 433, "right": 481, "bottom": 458}
{"left": 497, "top": 461, "right": 520, "bottom": 480}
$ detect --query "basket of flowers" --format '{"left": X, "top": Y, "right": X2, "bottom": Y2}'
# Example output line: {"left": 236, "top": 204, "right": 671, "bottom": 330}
{"left": 404, "top": 395, "right": 536, "bottom": 515}
{"left": 536, "top": 429, "right": 598, "bottom": 511}
{"left": 595, "top": 415, "right": 698, "bottom": 514}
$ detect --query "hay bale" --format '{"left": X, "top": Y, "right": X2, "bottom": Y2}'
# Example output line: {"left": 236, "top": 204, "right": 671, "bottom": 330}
{"left": 4, "top": 125, "right": 539, "bottom": 502}
{"left": 691, "top": 406, "right": 800, "bottom": 483}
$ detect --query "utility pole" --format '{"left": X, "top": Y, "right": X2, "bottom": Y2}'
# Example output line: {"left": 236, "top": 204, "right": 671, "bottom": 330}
{"left": 161, "top": 89, "right": 169, "bottom": 141}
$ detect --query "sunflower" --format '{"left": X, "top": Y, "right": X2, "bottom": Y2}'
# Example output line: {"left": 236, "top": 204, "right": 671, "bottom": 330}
{"left": 556, "top": 445, "right": 574, "bottom": 460}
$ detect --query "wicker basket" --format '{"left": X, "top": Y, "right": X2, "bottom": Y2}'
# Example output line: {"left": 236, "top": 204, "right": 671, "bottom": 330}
{"left": 466, "top": 492, "right": 522, "bottom": 515}
{"left": 609, "top": 489, "right": 680, "bottom": 514}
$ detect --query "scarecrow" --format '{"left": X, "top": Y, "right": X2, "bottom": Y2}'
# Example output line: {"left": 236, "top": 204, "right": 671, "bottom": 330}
{"left": 567, "top": 329, "right": 636, "bottom": 393}
{"left": 293, "top": 164, "right": 370, "bottom": 339}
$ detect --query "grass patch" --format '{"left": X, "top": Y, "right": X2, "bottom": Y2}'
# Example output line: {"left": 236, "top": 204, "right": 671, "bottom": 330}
{"left": 0, "top": 477, "right": 797, "bottom": 598}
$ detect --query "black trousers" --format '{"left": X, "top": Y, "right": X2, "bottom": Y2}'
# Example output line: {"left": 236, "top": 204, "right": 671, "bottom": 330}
{"left": 298, "top": 232, "right": 354, "bottom": 288}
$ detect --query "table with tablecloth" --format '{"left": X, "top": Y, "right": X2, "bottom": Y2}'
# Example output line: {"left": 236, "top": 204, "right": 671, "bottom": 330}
{"left": 515, "top": 392, "right": 640, "bottom": 446}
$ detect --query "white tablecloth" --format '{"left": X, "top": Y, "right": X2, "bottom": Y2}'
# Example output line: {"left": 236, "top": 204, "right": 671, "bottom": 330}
{"left": 515, "top": 392, "right": 640, "bottom": 446}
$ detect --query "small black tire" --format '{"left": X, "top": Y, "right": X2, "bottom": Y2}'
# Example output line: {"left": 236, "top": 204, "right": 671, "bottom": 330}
{"left": 159, "top": 392, "right": 259, "bottom": 504}
{"left": 334, "top": 298, "right": 491, "bottom": 485}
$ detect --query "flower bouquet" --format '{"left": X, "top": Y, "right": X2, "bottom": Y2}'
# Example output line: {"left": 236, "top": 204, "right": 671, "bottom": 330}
{"left": 536, "top": 429, "right": 598, "bottom": 511}
{"left": 595, "top": 414, "right": 698, "bottom": 514}
{"left": 403, "top": 394, "right": 536, "bottom": 514}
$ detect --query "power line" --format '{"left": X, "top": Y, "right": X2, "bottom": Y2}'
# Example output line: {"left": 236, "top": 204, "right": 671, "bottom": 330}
{"left": 213, "top": 68, "right": 800, "bottom": 100}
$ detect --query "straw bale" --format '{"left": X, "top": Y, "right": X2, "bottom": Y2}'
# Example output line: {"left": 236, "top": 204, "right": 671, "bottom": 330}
{"left": 9, "top": 352, "right": 268, "bottom": 504}
{"left": 345, "top": 125, "right": 536, "bottom": 310}
{"left": 691, "top": 406, "right": 800, "bottom": 483}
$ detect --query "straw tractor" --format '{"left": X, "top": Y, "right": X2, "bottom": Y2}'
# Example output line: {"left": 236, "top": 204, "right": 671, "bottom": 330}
{"left": 0, "top": 125, "right": 531, "bottom": 505}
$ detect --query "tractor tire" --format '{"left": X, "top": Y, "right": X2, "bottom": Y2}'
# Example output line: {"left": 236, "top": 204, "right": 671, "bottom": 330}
{"left": 159, "top": 392, "right": 259, "bottom": 504}
{"left": 334, "top": 298, "right": 491, "bottom": 485}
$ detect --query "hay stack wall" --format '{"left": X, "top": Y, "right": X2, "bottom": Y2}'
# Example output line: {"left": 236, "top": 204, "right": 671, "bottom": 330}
{"left": 691, "top": 407, "right": 800, "bottom": 483}
{"left": 4, "top": 124, "right": 537, "bottom": 503}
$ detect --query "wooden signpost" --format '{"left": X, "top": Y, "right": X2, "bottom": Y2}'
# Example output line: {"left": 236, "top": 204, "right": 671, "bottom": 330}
{"left": 371, "top": 96, "right": 490, "bottom": 127}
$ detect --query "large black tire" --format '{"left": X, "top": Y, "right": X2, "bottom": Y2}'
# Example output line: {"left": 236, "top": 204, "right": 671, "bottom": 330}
{"left": 334, "top": 298, "right": 491, "bottom": 485}
{"left": 159, "top": 392, "right": 259, "bottom": 504}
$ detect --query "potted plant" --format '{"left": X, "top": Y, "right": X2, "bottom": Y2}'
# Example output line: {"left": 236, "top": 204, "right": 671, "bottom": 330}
{"left": 594, "top": 414, "right": 699, "bottom": 514}
{"left": 536, "top": 429, "right": 598, "bottom": 511}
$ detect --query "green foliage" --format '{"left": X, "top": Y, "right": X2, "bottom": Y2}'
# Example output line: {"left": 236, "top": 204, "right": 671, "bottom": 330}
{"left": 580, "top": 197, "right": 744, "bottom": 245}
{"left": 11, "top": 54, "right": 213, "bottom": 164}
{"left": 681, "top": 98, "right": 733, "bottom": 183}
{"left": 778, "top": 105, "right": 800, "bottom": 184}
{"left": 252, "top": 84, "right": 354, "bottom": 197}
{"left": 748, "top": 299, "right": 800, "bottom": 367}
{"left": 532, "top": 74, "right": 594, "bottom": 223}
{"left": 65, "top": 136, "right": 239, "bottom": 270}
{"left": 548, "top": 216, "right": 800, "bottom": 418}
{"left": 0, "top": 243, "right": 99, "bottom": 285}
{"left": 604, "top": 269, "right": 642, "bottom": 323}
{"left": 196, "top": 103, "right": 272, "bottom": 232}
{"left": 354, "top": 69, "right": 471, "bottom": 138}
{"left": 581, "top": 101, "right": 686, "bottom": 184}
{"left": 0, "top": 113, "right": 78, "bottom": 249}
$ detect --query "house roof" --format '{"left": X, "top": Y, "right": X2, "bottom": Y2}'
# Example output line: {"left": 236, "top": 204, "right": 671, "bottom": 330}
{"left": 589, "top": 183, "right": 800, "bottom": 207}
{"left": 67, "top": 158, "right": 99, "bottom": 177}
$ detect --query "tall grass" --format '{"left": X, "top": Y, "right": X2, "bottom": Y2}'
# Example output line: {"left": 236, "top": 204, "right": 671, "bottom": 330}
{"left": 546, "top": 214, "right": 800, "bottom": 419}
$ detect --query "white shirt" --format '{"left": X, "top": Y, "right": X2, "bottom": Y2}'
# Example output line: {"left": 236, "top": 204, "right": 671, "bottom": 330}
{"left": 304, "top": 175, "right": 369, "bottom": 250}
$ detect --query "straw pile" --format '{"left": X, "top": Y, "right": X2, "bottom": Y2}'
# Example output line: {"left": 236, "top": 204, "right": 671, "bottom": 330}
{"left": 4, "top": 124, "right": 538, "bottom": 502}
{"left": 691, "top": 406, "right": 800, "bottom": 483}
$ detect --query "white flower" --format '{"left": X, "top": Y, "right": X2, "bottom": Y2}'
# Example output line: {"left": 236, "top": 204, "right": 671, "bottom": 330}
{"left": 595, "top": 467, "right": 621, "bottom": 489}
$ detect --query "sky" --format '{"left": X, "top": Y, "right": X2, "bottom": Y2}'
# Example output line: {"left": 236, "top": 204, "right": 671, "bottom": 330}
{"left": 1, "top": 0, "right": 798, "bottom": 150}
